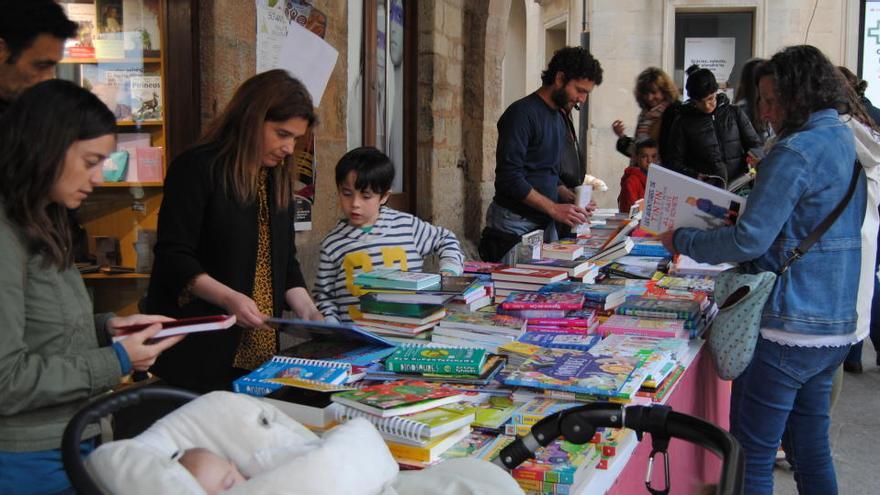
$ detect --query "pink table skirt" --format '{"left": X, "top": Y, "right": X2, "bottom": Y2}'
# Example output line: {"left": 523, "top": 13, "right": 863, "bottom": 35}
{"left": 607, "top": 347, "right": 732, "bottom": 495}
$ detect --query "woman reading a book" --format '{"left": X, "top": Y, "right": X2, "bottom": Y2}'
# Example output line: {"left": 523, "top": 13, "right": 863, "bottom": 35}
{"left": 661, "top": 46, "right": 865, "bottom": 494}
{"left": 146, "top": 70, "right": 323, "bottom": 393}
{"left": 0, "top": 80, "right": 184, "bottom": 494}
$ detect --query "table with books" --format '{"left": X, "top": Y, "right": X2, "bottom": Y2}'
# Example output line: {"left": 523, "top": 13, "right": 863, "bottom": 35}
{"left": 229, "top": 206, "right": 738, "bottom": 495}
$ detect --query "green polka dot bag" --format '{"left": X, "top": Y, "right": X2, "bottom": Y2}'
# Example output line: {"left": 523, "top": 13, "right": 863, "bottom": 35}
{"left": 707, "top": 269, "right": 777, "bottom": 380}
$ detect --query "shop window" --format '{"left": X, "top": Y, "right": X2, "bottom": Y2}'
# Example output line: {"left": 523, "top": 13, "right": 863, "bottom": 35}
{"left": 348, "top": 0, "right": 416, "bottom": 212}
{"left": 674, "top": 11, "right": 754, "bottom": 100}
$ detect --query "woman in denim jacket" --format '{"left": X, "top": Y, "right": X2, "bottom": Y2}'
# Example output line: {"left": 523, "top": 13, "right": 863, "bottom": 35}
{"left": 662, "top": 46, "right": 866, "bottom": 495}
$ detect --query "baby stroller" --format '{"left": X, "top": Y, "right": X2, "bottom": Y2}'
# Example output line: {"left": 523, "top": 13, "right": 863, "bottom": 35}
{"left": 63, "top": 387, "right": 742, "bottom": 495}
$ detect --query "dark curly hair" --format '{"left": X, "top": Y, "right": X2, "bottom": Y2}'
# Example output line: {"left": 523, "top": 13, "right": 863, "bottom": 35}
{"left": 757, "top": 45, "right": 849, "bottom": 137}
{"left": 633, "top": 67, "right": 679, "bottom": 109}
{"left": 541, "top": 46, "right": 603, "bottom": 86}
{"left": 684, "top": 65, "right": 718, "bottom": 100}
{"left": 0, "top": 0, "right": 77, "bottom": 63}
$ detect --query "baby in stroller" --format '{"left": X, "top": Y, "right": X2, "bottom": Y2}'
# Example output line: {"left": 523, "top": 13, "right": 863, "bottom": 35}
{"left": 83, "top": 391, "right": 523, "bottom": 495}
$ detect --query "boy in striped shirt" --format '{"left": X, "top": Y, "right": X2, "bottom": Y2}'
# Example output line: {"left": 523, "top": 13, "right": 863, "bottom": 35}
{"left": 314, "top": 147, "right": 464, "bottom": 323}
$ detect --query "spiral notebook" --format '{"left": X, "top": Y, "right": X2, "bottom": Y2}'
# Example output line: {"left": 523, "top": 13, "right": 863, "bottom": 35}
{"left": 233, "top": 356, "right": 353, "bottom": 396}
{"left": 333, "top": 402, "right": 474, "bottom": 445}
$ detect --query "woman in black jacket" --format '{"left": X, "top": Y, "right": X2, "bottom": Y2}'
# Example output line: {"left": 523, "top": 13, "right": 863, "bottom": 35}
{"left": 146, "top": 70, "right": 323, "bottom": 392}
{"left": 665, "top": 65, "right": 761, "bottom": 188}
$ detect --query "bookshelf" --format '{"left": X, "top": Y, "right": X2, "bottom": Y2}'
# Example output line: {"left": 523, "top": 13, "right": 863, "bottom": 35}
{"left": 57, "top": 0, "right": 199, "bottom": 315}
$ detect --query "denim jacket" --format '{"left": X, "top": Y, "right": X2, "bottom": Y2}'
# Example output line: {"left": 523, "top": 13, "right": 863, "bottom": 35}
{"left": 675, "top": 109, "right": 867, "bottom": 336}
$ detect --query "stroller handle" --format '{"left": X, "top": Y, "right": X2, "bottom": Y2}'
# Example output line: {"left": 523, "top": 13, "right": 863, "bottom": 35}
{"left": 493, "top": 402, "right": 743, "bottom": 495}
{"left": 61, "top": 386, "right": 200, "bottom": 495}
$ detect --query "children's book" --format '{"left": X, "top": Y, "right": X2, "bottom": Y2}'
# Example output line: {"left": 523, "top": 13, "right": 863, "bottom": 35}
{"left": 502, "top": 351, "right": 641, "bottom": 397}
{"left": 270, "top": 318, "right": 397, "bottom": 366}
{"left": 363, "top": 355, "right": 506, "bottom": 386}
{"left": 614, "top": 298, "right": 702, "bottom": 321}
{"left": 600, "top": 261, "right": 660, "bottom": 280}
{"left": 359, "top": 309, "right": 446, "bottom": 326}
{"left": 597, "top": 315, "right": 689, "bottom": 338}
{"left": 463, "top": 261, "right": 507, "bottom": 274}
{"left": 490, "top": 267, "right": 568, "bottom": 285}
{"left": 517, "top": 332, "right": 602, "bottom": 352}
{"left": 539, "top": 281, "right": 626, "bottom": 309}
{"left": 500, "top": 292, "right": 585, "bottom": 310}
{"left": 630, "top": 238, "right": 671, "bottom": 257}
{"left": 112, "top": 314, "right": 235, "bottom": 341}
{"left": 515, "top": 258, "right": 595, "bottom": 277}
{"left": 62, "top": 3, "right": 97, "bottom": 58}
{"left": 232, "top": 356, "right": 353, "bottom": 396}
{"left": 384, "top": 345, "right": 488, "bottom": 375}
{"left": 385, "top": 425, "right": 472, "bottom": 462}
{"left": 330, "top": 380, "right": 464, "bottom": 417}
{"left": 641, "top": 165, "right": 748, "bottom": 234}
{"left": 540, "top": 242, "right": 585, "bottom": 261}
{"left": 436, "top": 312, "right": 527, "bottom": 337}
{"left": 334, "top": 401, "right": 474, "bottom": 443}
{"left": 355, "top": 268, "right": 441, "bottom": 290}
{"left": 471, "top": 396, "right": 521, "bottom": 430}
{"left": 358, "top": 293, "right": 446, "bottom": 318}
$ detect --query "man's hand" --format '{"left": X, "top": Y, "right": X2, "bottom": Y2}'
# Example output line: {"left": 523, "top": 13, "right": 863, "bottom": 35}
{"left": 549, "top": 203, "right": 590, "bottom": 227}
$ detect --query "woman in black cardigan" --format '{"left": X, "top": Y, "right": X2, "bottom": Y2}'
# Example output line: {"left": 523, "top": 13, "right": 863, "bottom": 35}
{"left": 146, "top": 70, "right": 323, "bottom": 392}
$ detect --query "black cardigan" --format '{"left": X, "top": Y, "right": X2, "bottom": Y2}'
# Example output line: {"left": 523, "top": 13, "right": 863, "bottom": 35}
{"left": 146, "top": 144, "right": 307, "bottom": 391}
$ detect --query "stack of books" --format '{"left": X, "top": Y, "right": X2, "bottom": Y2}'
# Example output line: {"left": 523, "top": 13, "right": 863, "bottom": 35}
{"left": 612, "top": 298, "right": 705, "bottom": 337}
{"left": 539, "top": 281, "right": 627, "bottom": 317}
{"left": 330, "top": 380, "right": 473, "bottom": 463}
{"left": 354, "top": 268, "right": 442, "bottom": 290}
{"left": 431, "top": 312, "right": 527, "bottom": 352}
{"left": 490, "top": 267, "right": 568, "bottom": 303}
{"left": 354, "top": 293, "right": 447, "bottom": 340}
{"left": 514, "top": 257, "right": 599, "bottom": 282}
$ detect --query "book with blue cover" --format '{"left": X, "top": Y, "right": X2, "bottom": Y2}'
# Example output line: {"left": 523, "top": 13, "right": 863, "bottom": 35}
{"left": 502, "top": 350, "right": 641, "bottom": 397}
{"left": 270, "top": 318, "right": 397, "bottom": 366}
{"left": 232, "top": 356, "right": 353, "bottom": 397}
{"left": 517, "top": 332, "right": 602, "bottom": 352}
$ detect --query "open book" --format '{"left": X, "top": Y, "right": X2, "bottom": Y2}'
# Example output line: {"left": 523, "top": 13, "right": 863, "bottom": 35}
{"left": 640, "top": 165, "right": 748, "bottom": 234}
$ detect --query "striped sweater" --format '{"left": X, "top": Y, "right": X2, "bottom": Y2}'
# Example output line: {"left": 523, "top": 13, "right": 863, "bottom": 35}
{"left": 313, "top": 206, "right": 464, "bottom": 323}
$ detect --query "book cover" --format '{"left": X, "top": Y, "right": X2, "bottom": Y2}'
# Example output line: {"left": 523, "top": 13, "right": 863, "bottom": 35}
{"left": 233, "top": 356, "right": 352, "bottom": 395}
{"left": 500, "top": 291, "right": 585, "bottom": 310}
{"left": 63, "top": 3, "right": 97, "bottom": 58}
{"left": 518, "top": 332, "right": 602, "bottom": 352}
{"left": 641, "top": 165, "right": 748, "bottom": 235}
{"left": 515, "top": 258, "right": 595, "bottom": 277}
{"left": 359, "top": 293, "right": 446, "bottom": 318}
{"left": 114, "top": 132, "right": 151, "bottom": 181}
{"left": 355, "top": 268, "right": 441, "bottom": 290}
{"left": 490, "top": 267, "right": 568, "bottom": 285}
{"left": 437, "top": 312, "right": 526, "bottom": 336}
{"left": 540, "top": 242, "right": 584, "bottom": 261}
{"left": 384, "top": 345, "right": 488, "bottom": 375}
{"left": 600, "top": 261, "right": 659, "bottom": 280}
{"left": 122, "top": 0, "right": 161, "bottom": 52}
{"left": 363, "top": 355, "right": 506, "bottom": 386}
{"left": 539, "top": 281, "right": 626, "bottom": 307}
{"left": 135, "top": 146, "right": 162, "bottom": 181}
{"left": 463, "top": 261, "right": 507, "bottom": 274}
{"left": 502, "top": 351, "right": 641, "bottom": 397}
{"left": 80, "top": 65, "right": 144, "bottom": 120}
{"left": 330, "top": 380, "right": 464, "bottom": 417}
{"left": 615, "top": 298, "right": 701, "bottom": 321}
{"left": 270, "top": 318, "right": 397, "bottom": 366}
{"left": 334, "top": 402, "right": 474, "bottom": 443}
{"left": 630, "top": 238, "right": 671, "bottom": 257}
{"left": 471, "top": 396, "right": 520, "bottom": 430}
{"left": 112, "top": 314, "right": 236, "bottom": 341}
{"left": 130, "top": 75, "right": 162, "bottom": 120}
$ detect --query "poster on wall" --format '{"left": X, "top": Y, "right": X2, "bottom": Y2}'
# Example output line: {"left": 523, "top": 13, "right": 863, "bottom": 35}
{"left": 255, "top": 0, "right": 332, "bottom": 231}
{"left": 862, "top": 0, "right": 880, "bottom": 105}
{"left": 683, "top": 37, "right": 735, "bottom": 100}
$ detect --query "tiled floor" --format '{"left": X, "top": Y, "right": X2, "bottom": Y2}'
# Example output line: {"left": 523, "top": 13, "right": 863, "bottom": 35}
{"left": 773, "top": 340, "right": 880, "bottom": 494}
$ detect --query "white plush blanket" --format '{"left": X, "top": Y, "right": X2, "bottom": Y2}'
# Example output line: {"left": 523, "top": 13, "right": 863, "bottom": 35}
{"left": 85, "top": 391, "right": 522, "bottom": 495}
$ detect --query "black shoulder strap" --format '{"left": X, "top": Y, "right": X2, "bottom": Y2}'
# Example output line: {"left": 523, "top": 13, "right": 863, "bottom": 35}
{"left": 779, "top": 160, "right": 862, "bottom": 274}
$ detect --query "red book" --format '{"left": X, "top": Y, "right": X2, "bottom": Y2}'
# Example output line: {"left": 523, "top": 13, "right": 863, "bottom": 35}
{"left": 136, "top": 147, "right": 163, "bottom": 182}
{"left": 112, "top": 314, "right": 236, "bottom": 341}
{"left": 500, "top": 292, "right": 585, "bottom": 310}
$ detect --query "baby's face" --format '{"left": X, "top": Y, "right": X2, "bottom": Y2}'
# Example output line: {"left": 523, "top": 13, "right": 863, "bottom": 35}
{"left": 180, "top": 448, "right": 246, "bottom": 494}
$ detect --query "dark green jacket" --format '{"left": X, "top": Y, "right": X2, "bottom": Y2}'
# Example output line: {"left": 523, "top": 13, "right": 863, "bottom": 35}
{"left": 0, "top": 207, "right": 121, "bottom": 451}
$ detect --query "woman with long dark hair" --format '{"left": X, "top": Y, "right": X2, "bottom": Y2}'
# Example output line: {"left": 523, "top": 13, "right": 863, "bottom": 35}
{"left": 0, "top": 80, "right": 182, "bottom": 494}
{"left": 663, "top": 46, "right": 866, "bottom": 494}
{"left": 146, "top": 70, "right": 323, "bottom": 392}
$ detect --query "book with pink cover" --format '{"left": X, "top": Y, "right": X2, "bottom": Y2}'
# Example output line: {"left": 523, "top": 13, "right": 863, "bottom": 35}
{"left": 463, "top": 261, "right": 507, "bottom": 274}
{"left": 136, "top": 147, "right": 163, "bottom": 181}
{"left": 597, "top": 315, "right": 688, "bottom": 338}
{"left": 500, "top": 292, "right": 585, "bottom": 310}
{"left": 112, "top": 314, "right": 236, "bottom": 341}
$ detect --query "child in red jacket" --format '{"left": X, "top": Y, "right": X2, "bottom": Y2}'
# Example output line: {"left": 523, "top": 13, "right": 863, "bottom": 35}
{"left": 618, "top": 139, "right": 658, "bottom": 213}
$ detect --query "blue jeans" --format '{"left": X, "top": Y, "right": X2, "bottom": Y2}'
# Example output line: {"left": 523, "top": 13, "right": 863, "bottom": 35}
{"left": 0, "top": 441, "right": 95, "bottom": 495}
{"left": 485, "top": 202, "right": 557, "bottom": 265}
{"left": 730, "top": 337, "right": 849, "bottom": 495}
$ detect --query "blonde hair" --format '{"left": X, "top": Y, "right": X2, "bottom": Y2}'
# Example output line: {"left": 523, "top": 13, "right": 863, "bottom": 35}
{"left": 634, "top": 67, "right": 679, "bottom": 109}
{"left": 199, "top": 70, "right": 316, "bottom": 209}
